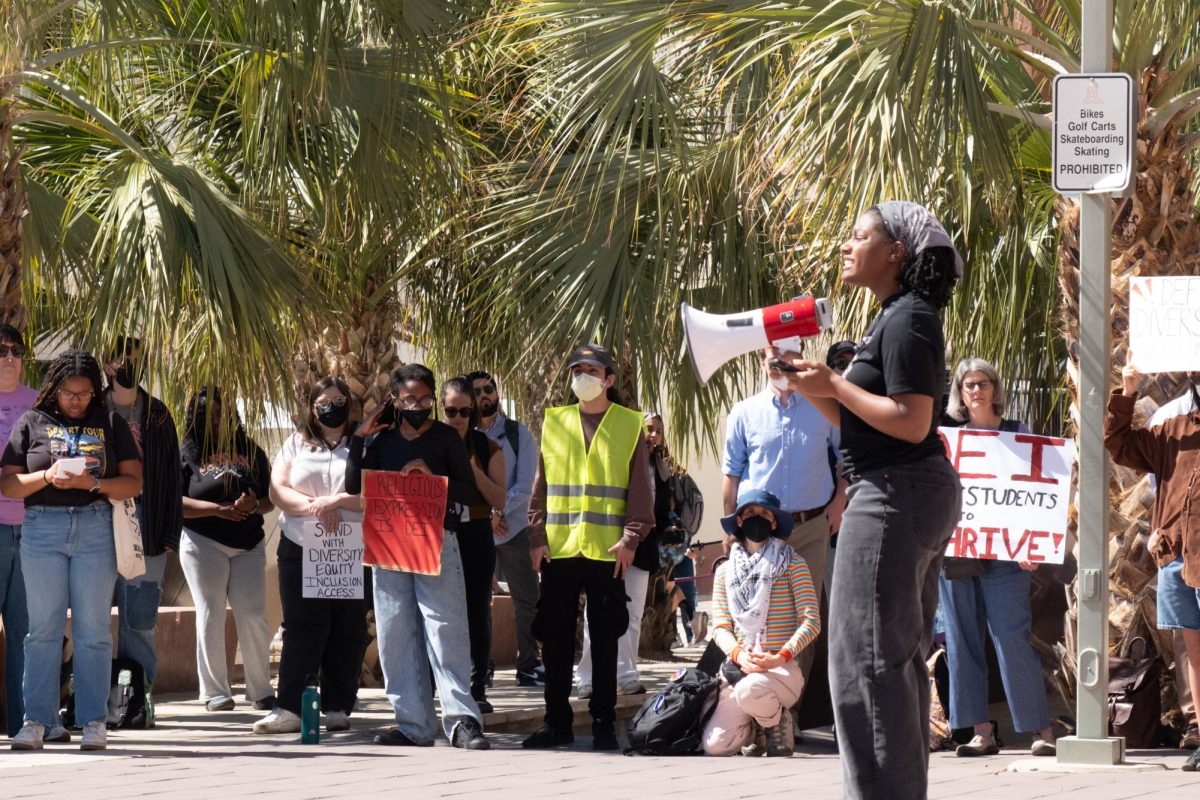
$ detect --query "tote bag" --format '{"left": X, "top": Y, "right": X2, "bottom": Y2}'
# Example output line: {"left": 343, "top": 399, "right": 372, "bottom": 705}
{"left": 110, "top": 497, "right": 146, "bottom": 580}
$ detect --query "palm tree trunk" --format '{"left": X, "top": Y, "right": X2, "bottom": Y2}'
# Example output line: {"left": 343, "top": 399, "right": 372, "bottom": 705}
{"left": 0, "top": 97, "right": 28, "bottom": 329}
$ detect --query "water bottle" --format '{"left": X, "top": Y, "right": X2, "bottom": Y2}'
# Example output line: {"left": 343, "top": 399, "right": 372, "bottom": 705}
{"left": 301, "top": 675, "right": 320, "bottom": 744}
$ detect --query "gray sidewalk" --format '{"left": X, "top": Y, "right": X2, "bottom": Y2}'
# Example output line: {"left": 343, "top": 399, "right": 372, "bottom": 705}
{"left": 1, "top": 652, "right": 1196, "bottom": 799}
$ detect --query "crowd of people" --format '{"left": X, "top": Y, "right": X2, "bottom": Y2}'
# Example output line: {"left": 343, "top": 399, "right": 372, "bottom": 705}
{"left": 0, "top": 199, "right": 1196, "bottom": 797}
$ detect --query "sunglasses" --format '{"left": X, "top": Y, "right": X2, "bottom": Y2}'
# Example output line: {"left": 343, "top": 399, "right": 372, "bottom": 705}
{"left": 315, "top": 397, "right": 348, "bottom": 412}
{"left": 0, "top": 345, "right": 27, "bottom": 359}
{"left": 472, "top": 384, "right": 496, "bottom": 396}
{"left": 442, "top": 406, "right": 473, "bottom": 418}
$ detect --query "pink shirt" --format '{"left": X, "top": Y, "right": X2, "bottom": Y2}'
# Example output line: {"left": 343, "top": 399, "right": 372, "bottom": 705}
{"left": 0, "top": 385, "right": 38, "bottom": 525}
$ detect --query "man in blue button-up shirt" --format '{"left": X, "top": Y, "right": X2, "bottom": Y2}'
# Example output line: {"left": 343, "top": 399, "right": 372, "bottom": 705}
{"left": 722, "top": 347, "right": 846, "bottom": 694}
{"left": 470, "top": 371, "right": 543, "bottom": 686}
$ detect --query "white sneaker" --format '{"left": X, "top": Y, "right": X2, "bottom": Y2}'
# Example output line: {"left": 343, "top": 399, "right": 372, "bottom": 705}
{"left": 11, "top": 721, "right": 44, "bottom": 750}
{"left": 80, "top": 720, "right": 107, "bottom": 751}
{"left": 252, "top": 707, "right": 301, "bottom": 735}
{"left": 325, "top": 711, "right": 350, "bottom": 732}
{"left": 617, "top": 681, "right": 646, "bottom": 696}
{"left": 577, "top": 684, "right": 593, "bottom": 699}
{"left": 45, "top": 725, "right": 71, "bottom": 743}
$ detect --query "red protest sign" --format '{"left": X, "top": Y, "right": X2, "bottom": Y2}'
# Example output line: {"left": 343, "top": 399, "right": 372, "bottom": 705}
{"left": 361, "top": 469, "right": 448, "bottom": 575}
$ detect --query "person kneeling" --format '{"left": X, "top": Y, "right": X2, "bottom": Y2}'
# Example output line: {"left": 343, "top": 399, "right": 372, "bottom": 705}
{"left": 702, "top": 490, "right": 820, "bottom": 757}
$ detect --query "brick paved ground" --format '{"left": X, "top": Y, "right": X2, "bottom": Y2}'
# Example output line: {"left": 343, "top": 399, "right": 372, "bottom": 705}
{"left": 1, "top": 654, "right": 1196, "bottom": 798}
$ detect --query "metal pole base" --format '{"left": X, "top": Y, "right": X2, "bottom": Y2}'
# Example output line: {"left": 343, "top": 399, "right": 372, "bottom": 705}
{"left": 1008, "top": 737, "right": 1166, "bottom": 773}
{"left": 1055, "top": 735, "right": 1126, "bottom": 765}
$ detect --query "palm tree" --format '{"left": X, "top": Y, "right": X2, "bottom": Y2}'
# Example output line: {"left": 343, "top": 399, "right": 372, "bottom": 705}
{"left": 5, "top": 0, "right": 478, "bottom": 420}
{"left": 467, "top": 0, "right": 1198, "bottom": 717}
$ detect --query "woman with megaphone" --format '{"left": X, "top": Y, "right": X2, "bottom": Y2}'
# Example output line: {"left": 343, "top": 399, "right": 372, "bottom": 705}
{"left": 783, "top": 202, "right": 963, "bottom": 800}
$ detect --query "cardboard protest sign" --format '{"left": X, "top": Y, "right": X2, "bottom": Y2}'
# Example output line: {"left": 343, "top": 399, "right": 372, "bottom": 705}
{"left": 301, "top": 520, "right": 365, "bottom": 599}
{"left": 939, "top": 428, "right": 1075, "bottom": 565}
{"left": 1129, "top": 276, "right": 1200, "bottom": 373}
{"left": 361, "top": 469, "right": 448, "bottom": 574}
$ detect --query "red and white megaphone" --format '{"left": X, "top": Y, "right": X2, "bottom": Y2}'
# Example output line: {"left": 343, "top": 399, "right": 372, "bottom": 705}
{"left": 681, "top": 296, "right": 834, "bottom": 385}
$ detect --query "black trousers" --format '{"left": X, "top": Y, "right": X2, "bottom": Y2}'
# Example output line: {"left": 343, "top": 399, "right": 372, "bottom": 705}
{"left": 533, "top": 556, "right": 628, "bottom": 729}
{"left": 275, "top": 536, "right": 371, "bottom": 715}
{"left": 456, "top": 518, "right": 496, "bottom": 697}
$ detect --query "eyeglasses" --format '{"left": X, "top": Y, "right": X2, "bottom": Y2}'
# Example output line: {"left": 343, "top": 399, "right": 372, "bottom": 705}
{"left": 962, "top": 380, "right": 993, "bottom": 392}
{"left": 57, "top": 388, "right": 94, "bottom": 401}
{"left": 0, "top": 346, "right": 26, "bottom": 359}
{"left": 442, "top": 406, "right": 472, "bottom": 418}
{"left": 472, "top": 384, "right": 496, "bottom": 396}
{"left": 315, "top": 397, "right": 348, "bottom": 412}
{"left": 393, "top": 395, "right": 434, "bottom": 410}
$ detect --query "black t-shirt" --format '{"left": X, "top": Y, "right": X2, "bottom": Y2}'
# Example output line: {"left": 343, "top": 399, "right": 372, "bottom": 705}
{"left": 181, "top": 438, "right": 272, "bottom": 550}
{"left": 2, "top": 406, "right": 140, "bottom": 507}
{"left": 346, "top": 421, "right": 481, "bottom": 532}
{"left": 840, "top": 290, "right": 948, "bottom": 475}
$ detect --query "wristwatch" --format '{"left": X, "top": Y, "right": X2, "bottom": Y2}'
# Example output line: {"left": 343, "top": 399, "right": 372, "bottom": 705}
{"left": 89, "top": 476, "right": 102, "bottom": 494}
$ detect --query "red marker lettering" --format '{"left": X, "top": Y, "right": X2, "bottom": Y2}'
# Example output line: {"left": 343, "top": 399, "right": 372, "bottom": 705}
{"left": 1011, "top": 434, "right": 1065, "bottom": 486}
{"left": 953, "top": 429, "right": 999, "bottom": 480}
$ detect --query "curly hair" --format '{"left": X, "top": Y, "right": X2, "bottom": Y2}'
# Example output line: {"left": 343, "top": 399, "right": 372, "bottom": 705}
{"left": 34, "top": 349, "right": 105, "bottom": 417}
{"left": 866, "top": 207, "right": 959, "bottom": 308}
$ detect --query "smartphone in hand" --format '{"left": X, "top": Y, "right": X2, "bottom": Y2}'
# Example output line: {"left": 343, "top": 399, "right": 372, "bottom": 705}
{"left": 376, "top": 404, "right": 397, "bottom": 429}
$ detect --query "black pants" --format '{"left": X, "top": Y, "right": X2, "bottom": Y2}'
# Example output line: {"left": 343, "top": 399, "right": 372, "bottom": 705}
{"left": 276, "top": 536, "right": 371, "bottom": 715}
{"left": 533, "top": 556, "right": 628, "bottom": 729}
{"left": 457, "top": 518, "right": 496, "bottom": 697}
{"left": 830, "top": 456, "right": 962, "bottom": 800}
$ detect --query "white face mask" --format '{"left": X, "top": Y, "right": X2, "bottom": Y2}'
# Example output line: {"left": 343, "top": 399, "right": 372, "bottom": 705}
{"left": 769, "top": 375, "right": 791, "bottom": 392}
{"left": 571, "top": 372, "right": 606, "bottom": 402}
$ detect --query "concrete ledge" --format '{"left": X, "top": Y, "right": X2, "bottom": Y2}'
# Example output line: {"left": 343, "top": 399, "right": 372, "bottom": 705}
{"left": 1008, "top": 756, "right": 1168, "bottom": 773}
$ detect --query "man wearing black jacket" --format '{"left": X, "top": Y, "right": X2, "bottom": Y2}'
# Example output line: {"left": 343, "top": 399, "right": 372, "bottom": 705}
{"left": 104, "top": 337, "right": 183, "bottom": 718}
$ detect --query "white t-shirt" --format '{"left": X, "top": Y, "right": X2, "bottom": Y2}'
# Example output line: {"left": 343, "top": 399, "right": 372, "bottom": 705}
{"left": 275, "top": 432, "right": 362, "bottom": 545}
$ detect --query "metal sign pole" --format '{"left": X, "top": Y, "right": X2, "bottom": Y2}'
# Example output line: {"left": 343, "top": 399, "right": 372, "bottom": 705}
{"left": 1057, "top": 0, "right": 1122, "bottom": 766}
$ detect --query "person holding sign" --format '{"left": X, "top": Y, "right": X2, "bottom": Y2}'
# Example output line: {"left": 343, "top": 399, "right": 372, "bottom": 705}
{"left": 346, "top": 364, "right": 490, "bottom": 751}
{"left": 785, "top": 202, "right": 963, "bottom": 799}
{"left": 1106, "top": 359, "right": 1200, "bottom": 774}
{"left": 254, "top": 377, "right": 369, "bottom": 736}
{"left": 939, "top": 358, "right": 1056, "bottom": 757}
{"left": 1, "top": 349, "right": 142, "bottom": 751}
{"left": 440, "top": 376, "right": 506, "bottom": 715}
{"left": 521, "top": 343, "right": 654, "bottom": 752}
{"left": 178, "top": 388, "right": 275, "bottom": 714}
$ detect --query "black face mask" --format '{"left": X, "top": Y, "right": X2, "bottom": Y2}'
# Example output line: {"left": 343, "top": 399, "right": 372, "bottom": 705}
{"left": 741, "top": 516, "right": 774, "bottom": 543}
{"left": 113, "top": 362, "right": 137, "bottom": 389}
{"left": 400, "top": 408, "right": 432, "bottom": 429}
{"left": 315, "top": 404, "right": 349, "bottom": 429}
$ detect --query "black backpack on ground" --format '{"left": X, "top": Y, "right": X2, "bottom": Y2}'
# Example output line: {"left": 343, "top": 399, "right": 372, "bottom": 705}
{"left": 107, "top": 657, "right": 150, "bottom": 729}
{"left": 625, "top": 668, "right": 720, "bottom": 755}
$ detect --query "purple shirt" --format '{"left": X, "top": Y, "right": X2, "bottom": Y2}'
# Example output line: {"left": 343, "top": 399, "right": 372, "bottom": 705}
{"left": 0, "top": 386, "right": 38, "bottom": 525}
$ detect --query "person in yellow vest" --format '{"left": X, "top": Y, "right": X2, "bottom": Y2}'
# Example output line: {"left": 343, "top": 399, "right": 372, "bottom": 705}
{"left": 522, "top": 344, "right": 655, "bottom": 751}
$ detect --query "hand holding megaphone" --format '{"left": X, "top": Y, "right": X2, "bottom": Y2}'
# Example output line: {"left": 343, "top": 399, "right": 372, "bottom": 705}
{"left": 681, "top": 296, "right": 834, "bottom": 385}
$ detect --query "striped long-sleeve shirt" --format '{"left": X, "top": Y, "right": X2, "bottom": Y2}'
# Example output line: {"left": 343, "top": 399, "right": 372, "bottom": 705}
{"left": 711, "top": 553, "right": 821, "bottom": 662}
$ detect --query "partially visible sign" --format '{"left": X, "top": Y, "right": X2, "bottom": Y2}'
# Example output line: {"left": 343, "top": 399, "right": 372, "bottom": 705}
{"left": 362, "top": 469, "right": 448, "bottom": 574}
{"left": 301, "top": 520, "right": 364, "bottom": 599}
{"left": 940, "top": 428, "right": 1075, "bottom": 565}
{"left": 1128, "top": 276, "right": 1200, "bottom": 373}
{"left": 1052, "top": 73, "right": 1134, "bottom": 194}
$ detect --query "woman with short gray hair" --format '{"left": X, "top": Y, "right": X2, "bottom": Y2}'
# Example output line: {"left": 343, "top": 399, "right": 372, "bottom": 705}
{"left": 939, "top": 357, "right": 1055, "bottom": 757}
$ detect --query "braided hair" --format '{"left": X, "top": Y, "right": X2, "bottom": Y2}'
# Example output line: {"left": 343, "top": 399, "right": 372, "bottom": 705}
{"left": 34, "top": 349, "right": 106, "bottom": 417}
{"left": 182, "top": 387, "right": 251, "bottom": 460}
{"left": 866, "top": 207, "right": 959, "bottom": 309}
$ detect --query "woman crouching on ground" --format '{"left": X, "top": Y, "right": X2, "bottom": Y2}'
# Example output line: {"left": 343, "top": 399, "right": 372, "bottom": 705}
{"left": 702, "top": 489, "right": 820, "bottom": 757}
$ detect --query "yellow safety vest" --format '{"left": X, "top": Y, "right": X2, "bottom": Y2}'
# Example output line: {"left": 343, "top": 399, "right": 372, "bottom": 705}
{"left": 541, "top": 403, "right": 643, "bottom": 561}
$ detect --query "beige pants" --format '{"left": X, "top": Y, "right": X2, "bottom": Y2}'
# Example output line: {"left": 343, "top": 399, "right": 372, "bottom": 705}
{"left": 785, "top": 513, "right": 830, "bottom": 682}
{"left": 701, "top": 660, "right": 805, "bottom": 756}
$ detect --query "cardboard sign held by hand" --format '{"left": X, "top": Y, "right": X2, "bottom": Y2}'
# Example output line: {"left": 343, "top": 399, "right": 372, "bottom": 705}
{"left": 361, "top": 469, "right": 448, "bottom": 575}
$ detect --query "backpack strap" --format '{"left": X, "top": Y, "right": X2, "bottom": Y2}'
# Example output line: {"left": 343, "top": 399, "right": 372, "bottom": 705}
{"left": 503, "top": 418, "right": 521, "bottom": 460}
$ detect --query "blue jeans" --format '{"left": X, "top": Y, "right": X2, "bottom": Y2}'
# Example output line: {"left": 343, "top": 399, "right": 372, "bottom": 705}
{"left": 117, "top": 551, "right": 167, "bottom": 687}
{"left": 1, "top": 523, "right": 28, "bottom": 735}
{"left": 373, "top": 532, "right": 480, "bottom": 743}
{"left": 938, "top": 561, "right": 1050, "bottom": 733}
{"left": 20, "top": 503, "right": 116, "bottom": 727}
